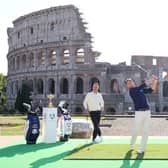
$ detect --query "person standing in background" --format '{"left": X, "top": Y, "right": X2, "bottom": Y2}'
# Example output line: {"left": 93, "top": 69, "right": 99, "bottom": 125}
{"left": 83, "top": 81, "right": 104, "bottom": 143}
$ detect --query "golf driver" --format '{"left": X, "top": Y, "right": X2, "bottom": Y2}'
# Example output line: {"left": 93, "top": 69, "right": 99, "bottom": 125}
{"left": 132, "top": 62, "right": 148, "bottom": 74}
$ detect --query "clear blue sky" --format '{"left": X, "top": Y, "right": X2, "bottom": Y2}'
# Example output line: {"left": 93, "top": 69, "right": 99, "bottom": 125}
{"left": 1, "top": 0, "right": 168, "bottom": 75}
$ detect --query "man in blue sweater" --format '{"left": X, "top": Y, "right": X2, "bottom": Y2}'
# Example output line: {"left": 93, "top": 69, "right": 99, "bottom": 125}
{"left": 125, "top": 75, "right": 158, "bottom": 153}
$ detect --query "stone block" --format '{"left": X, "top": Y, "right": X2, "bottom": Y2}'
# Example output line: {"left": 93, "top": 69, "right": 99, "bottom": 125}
{"left": 71, "top": 119, "right": 93, "bottom": 138}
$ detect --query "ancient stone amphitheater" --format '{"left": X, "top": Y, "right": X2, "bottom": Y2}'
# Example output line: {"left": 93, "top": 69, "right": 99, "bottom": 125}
{"left": 6, "top": 5, "right": 168, "bottom": 114}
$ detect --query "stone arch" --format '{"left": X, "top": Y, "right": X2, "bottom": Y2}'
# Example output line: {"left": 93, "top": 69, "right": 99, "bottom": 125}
{"left": 38, "top": 51, "right": 45, "bottom": 65}
{"left": 60, "top": 78, "right": 68, "bottom": 94}
{"left": 163, "top": 81, "right": 168, "bottom": 97}
{"left": 50, "top": 22, "right": 54, "bottom": 31}
{"left": 21, "top": 54, "right": 26, "bottom": 69}
{"left": 75, "top": 107, "right": 83, "bottom": 114}
{"left": 89, "top": 77, "right": 100, "bottom": 91}
{"left": 63, "top": 49, "right": 70, "bottom": 64}
{"left": 76, "top": 48, "right": 85, "bottom": 63}
{"left": 27, "top": 80, "right": 33, "bottom": 92}
{"left": 49, "top": 50, "right": 56, "bottom": 65}
{"left": 163, "top": 106, "right": 168, "bottom": 112}
{"left": 48, "top": 78, "right": 55, "bottom": 94}
{"left": 106, "top": 107, "right": 116, "bottom": 115}
{"left": 29, "top": 53, "right": 34, "bottom": 67}
{"left": 76, "top": 77, "right": 84, "bottom": 94}
{"left": 36, "top": 79, "right": 43, "bottom": 94}
{"left": 111, "top": 79, "right": 120, "bottom": 93}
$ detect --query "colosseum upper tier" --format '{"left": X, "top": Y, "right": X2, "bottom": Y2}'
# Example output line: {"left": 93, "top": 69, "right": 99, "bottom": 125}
{"left": 7, "top": 5, "right": 168, "bottom": 114}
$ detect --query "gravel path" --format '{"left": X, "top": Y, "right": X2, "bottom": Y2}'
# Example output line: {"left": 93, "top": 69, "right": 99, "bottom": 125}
{"left": 101, "top": 118, "right": 168, "bottom": 136}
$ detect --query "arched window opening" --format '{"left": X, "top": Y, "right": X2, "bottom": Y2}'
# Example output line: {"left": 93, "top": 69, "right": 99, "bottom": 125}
{"left": 50, "top": 50, "right": 56, "bottom": 65}
{"left": 37, "top": 79, "right": 43, "bottom": 94}
{"left": 163, "top": 81, "right": 168, "bottom": 97}
{"left": 76, "top": 48, "right": 85, "bottom": 64}
{"left": 111, "top": 79, "right": 120, "bottom": 93}
{"left": 60, "top": 78, "right": 68, "bottom": 94}
{"left": 38, "top": 51, "right": 45, "bottom": 65}
{"left": 48, "top": 79, "right": 55, "bottom": 94}
{"left": 63, "top": 49, "right": 70, "bottom": 64}
{"left": 76, "top": 77, "right": 84, "bottom": 94}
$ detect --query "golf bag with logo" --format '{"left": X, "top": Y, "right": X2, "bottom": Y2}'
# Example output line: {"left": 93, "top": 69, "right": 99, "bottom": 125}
{"left": 23, "top": 102, "right": 40, "bottom": 144}
{"left": 57, "top": 101, "right": 72, "bottom": 141}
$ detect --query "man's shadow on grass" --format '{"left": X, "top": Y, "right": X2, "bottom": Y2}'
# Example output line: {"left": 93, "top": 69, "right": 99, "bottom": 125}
{"left": 0, "top": 141, "right": 65, "bottom": 158}
{"left": 120, "top": 150, "right": 144, "bottom": 168}
{"left": 30, "top": 150, "right": 69, "bottom": 168}
{"left": 30, "top": 143, "right": 93, "bottom": 168}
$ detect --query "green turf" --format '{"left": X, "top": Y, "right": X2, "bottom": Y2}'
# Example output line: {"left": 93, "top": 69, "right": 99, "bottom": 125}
{"left": 1, "top": 138, "right": 168, "bottom": 168}
{"left": 64, "top": 144, "right": 168, "bottom": 160}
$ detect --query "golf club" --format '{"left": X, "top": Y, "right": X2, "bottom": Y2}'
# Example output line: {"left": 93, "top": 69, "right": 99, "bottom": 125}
{"left": 132, "top": 62, "right": 148, "bottom": 74}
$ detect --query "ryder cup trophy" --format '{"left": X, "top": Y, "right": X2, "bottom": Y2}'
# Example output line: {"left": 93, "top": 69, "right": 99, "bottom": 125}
{"left": 47, "top": 94, "right": 54, "bottom": 108}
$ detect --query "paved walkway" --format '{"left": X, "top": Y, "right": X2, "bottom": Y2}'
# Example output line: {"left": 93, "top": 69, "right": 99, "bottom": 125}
{"left": 101, "top": 118, "right": 168, "bottom": 136}
{"left": 0, "top": 136, "right": 24, "bottom": 146}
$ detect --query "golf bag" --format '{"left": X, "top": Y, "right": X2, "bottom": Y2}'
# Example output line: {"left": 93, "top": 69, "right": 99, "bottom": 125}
{"left": 57, "top": 101, "right": 72, "bottom": 141}
{"left": 23, "top": 103, "right": 40, "bottom": 144}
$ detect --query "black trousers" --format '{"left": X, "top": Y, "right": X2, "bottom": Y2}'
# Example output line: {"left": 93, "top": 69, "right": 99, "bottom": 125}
{"left": 90, "top": 111, "right": 101, "bottom": 140}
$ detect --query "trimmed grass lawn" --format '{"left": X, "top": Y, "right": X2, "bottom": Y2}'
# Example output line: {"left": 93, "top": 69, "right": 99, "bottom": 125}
{"left": 65, "top": 144, "right": 168, "bottom": 160}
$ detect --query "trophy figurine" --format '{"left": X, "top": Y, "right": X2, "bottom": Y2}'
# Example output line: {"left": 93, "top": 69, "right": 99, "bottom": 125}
{"left": 47, "top": 94, "right": 54, "bottom": 108}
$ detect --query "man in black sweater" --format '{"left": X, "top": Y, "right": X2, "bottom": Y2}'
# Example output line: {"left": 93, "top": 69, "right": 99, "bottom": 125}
{"left": 125, "top": 75, "right": 158, "bottom": 154}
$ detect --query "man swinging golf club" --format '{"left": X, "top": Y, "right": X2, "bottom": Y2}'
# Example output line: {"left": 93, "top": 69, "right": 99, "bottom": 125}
{"left": 125, "top": 75, "right": 158, "bottom": 154}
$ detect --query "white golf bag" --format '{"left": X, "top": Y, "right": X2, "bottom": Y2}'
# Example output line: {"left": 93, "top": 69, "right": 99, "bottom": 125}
{"left": 57, "top": 101, "right": 72, "bottom": 141}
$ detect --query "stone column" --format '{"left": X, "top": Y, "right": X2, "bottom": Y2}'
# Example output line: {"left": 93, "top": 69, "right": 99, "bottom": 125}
{"left": 44, "top": 49, "right": 49, "bottom": 67}
{"left": 69, "top": 74, "right": 75, "bottom": 112}
{"left": 43, "top": 78, "right": 47, "bottom": 97}
{"left": 84, "top": 75, "right": 89, "bottom": 93}
{"left": 56, "top": 47, "right": 62, "bottom": 69}
{"left": 100, "top": 72, "right": 106, "bottom": 93}
{"left": 69, "top": 47, "right": 76, "bottom": 68}
{"left": 25, "top": 53, "right": 29, "bottom": 69}
{"left": 15, "top": 56, "right": 17, "bottom": 71}
{"left": 54, "top": 75, "right": 59, "bottom": 98}
{"left": 158, "top": 68, "right": 163, "bottom": 112}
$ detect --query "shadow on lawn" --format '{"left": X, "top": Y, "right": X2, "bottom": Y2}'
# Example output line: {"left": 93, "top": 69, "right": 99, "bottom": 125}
{"left": 120, "top": 150, "right": 144, "bottom": 168}
{"left": 65, "top": 142, "right": 93, "bottom": 158}
{"left": 0, "top": 141, "right": 65, "bottom": 158}
{"left": 30, "top": 151, "right": 69, "bottom": 168}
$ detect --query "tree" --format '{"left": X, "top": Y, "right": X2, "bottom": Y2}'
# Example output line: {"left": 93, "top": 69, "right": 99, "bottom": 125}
{"left": 0, "top": 74, "right": 7, "bottom": 105}
{"left": 0, "top": 74, "right": 7, "bottom": 91}
{"left": 15, "top": 83, "right": 32, "bottom": 113}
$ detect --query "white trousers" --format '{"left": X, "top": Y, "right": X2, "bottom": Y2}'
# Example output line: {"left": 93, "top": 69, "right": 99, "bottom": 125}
{"left": 130, "top": 110, "right": 151, "bottom": 151}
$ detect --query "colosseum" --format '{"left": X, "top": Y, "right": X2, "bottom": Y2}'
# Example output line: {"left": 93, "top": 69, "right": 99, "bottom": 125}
{"left": 6, "top": 5, "right": 168, "bottom": 114}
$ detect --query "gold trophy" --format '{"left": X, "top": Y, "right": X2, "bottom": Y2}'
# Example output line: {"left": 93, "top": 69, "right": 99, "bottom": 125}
{"left": 47, "top": 94, "right": 54, "bottom": 108}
